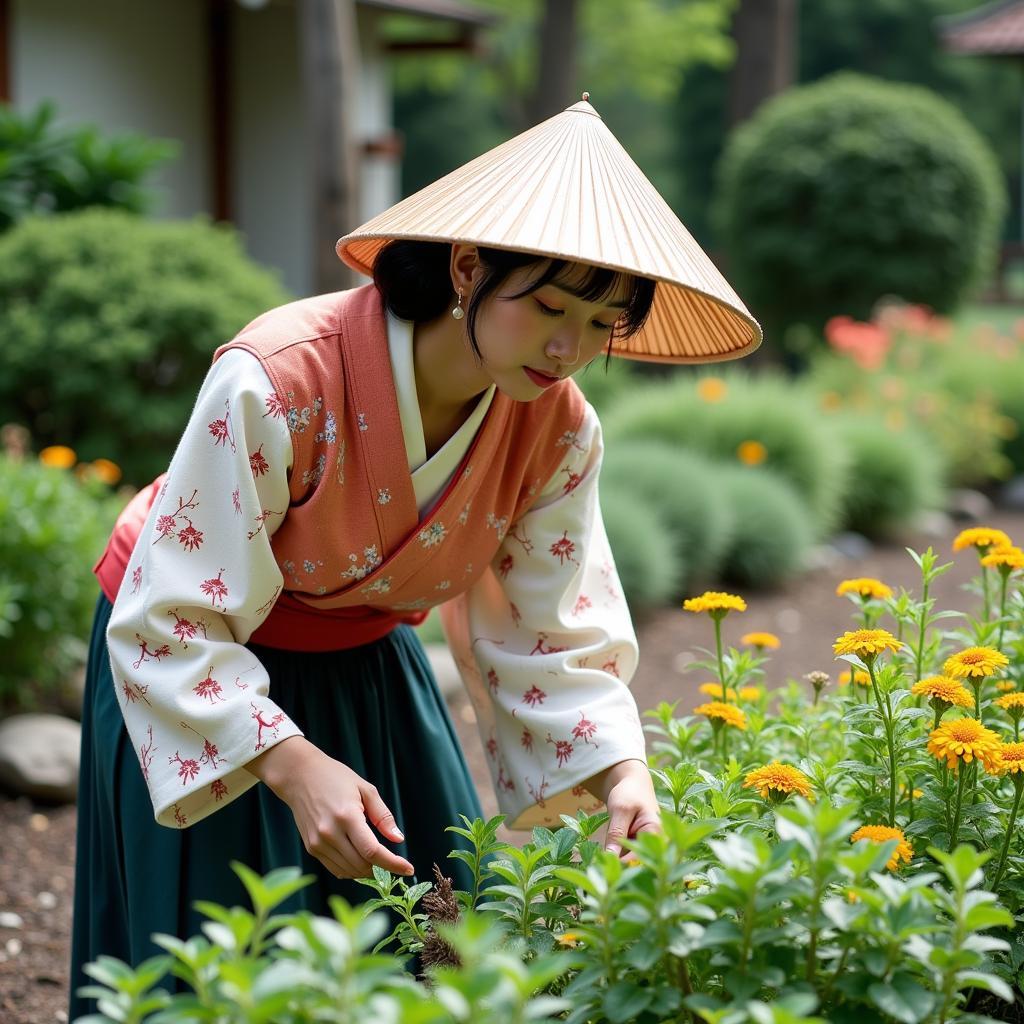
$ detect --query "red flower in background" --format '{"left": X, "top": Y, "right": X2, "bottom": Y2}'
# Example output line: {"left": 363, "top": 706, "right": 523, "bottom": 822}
{"left": 824, "top": 316, "right": 891, "bottom": 370}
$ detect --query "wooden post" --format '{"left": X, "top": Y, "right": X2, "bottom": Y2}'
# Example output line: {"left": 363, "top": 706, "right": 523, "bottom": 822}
{"left": 529, "top": 0, "right": 578, "bottom": 127}
{"left": 299, "top": 0, "right": 360, "bottom": 294}
{"left": 727, "top": 0, "right": 798, "bottom": 127}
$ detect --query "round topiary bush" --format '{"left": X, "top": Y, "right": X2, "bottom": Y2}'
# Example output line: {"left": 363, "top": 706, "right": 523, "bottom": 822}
{"left": 831, "top": 414, "right": 946, "bottom": 539}
{"left": 603, "top": 370, "right": 850, "bottom": 539}
{"left": 600, "top": 440, "right": 733, "bottom": 591}
{"left": 714, "top": 463, "right": 813, "bottom": 590}
{"left": 0, "top": 209, "right": 292, "bottom": 484}
{"left": 600, "top": 485, "right": 683, "bottom": 617}
{"left": 715, "top": 71, "right": 1006, "bottom": 343}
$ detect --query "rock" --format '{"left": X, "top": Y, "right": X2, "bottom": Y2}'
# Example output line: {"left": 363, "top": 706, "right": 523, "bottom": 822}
{"left": 424, "top": 644, "right": 461, "bottom": 698}
{"left": 829, "top": 532, "right": 873, "bottom": 561}
{"left": 37, "top": 891, "right": 57, "bottom": 910}
{"left": 0, "top": 912, "right": 23, "bottom": 929}
{"left": 802, "top": 544, "right": 841, "bottom": 572}
{"left": 0, "top": 714, "right": 81, "bottom": 803}
{"left": 909, "top": 509, "right": 955, "bottom": 539}
{"left": 1000, "top": 475, "right": 1024, "bottom": 511}
{"left": 948, "top": 488, "right": 992, "bottom": 522}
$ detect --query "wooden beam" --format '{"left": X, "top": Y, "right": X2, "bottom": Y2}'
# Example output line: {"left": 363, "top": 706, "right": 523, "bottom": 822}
{"left": 299, "top": 0, "right": 360, "bottom": 293}
{"left": 208, "top": 0, "right": 232, "bottom": 222}
{"left": 0, "top": 0, "right": 10, "bottom": 103}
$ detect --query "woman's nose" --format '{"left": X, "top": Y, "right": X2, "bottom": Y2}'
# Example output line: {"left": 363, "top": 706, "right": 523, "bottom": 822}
{"left": 546, "top": 327, "right": 582, "bottom": 366}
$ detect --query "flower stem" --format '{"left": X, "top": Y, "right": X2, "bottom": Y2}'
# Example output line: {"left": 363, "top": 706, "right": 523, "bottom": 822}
{"left": 915, "top": 577, "right": 930, "bottom": 685}
{"left": 981, "top": 561, "right": 991, "bottom": 621}
{"left": 867, "top": 659, "right": 897, "bottom": 827}
{"left": 997, "top": 572, "right": 1009, "bottom": 654}
{"left": 991, "top": 778, "right": 1024, "bottom": 890}
{"left": 713, "top": 616, "right": 728, "bottom": 704}
{"left": 950, "top": 765, "right": 968, "bottom": 846}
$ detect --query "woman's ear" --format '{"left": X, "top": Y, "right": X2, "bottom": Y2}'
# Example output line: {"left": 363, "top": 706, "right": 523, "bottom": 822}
{"left": 450, "top": 244, "right": 481, "bottom": 294}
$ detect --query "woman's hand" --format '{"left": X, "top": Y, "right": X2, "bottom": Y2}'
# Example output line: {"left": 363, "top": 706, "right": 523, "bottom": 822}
{"left": 246, "top": 736, "right": 415, "bottom": 880}
{"left": 582, "top": 758, "right": 662, "bottom": 858}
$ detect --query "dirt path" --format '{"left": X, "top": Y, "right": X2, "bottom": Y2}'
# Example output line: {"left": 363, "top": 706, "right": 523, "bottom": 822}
{"left": 3, "top": 506, "right": 1023, "bottom": 1022}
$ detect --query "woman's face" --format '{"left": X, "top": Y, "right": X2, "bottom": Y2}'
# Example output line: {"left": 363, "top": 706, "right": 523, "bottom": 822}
{"left": 471, "top": 262, "right": 632, "bottom": 402}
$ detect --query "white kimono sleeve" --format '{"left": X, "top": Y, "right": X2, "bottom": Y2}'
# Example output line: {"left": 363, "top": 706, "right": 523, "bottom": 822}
{"left": 105, "top": 348, "right": 301, "bottom": 829}
{"left": 440, "top": 402, "right": 647, "bottom": 831}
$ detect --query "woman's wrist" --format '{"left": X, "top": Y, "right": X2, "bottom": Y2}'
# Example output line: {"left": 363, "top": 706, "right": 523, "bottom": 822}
{"left": 245, "top": 734, "right": 316, "bottom": 795}
{"left": 582, "top": 757, "right": 649, "bottom": 802}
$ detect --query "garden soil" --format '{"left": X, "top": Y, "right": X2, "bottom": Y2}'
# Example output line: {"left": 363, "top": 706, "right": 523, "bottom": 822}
{"left": 3, "top": 506, "right": 1024, "bottom": 1023}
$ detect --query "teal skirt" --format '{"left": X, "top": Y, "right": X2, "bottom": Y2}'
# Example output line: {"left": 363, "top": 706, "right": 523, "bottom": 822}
{"left": 69, "top": 593, "right": 485, "bottom": 1019}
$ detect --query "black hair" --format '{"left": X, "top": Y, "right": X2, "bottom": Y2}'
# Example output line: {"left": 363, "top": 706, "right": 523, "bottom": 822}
{"left": 372, "top": 239, "right": 656, "bottom": 361}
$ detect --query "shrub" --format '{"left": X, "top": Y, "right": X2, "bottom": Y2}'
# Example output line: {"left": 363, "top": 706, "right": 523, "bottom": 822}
{"left": 0, "top": 100, "right": 175, "bottom": 231}
{"left": 600, "top": 440, "right": 733, "bottom": 589}
{"left": 0, "top": 208, "right": 291, "bottom": 484}
{"left": 714, "top": 463, "right": 813, "bottom": 589}
{"left": 715, "top": 72, "right": 1006, "bottom": 345}
{"left": 600, "top": 484, "right": 683, "bottom": 616}
{"left": 0, "top": 454, "right": 122, "bottom": 711}
{"left": 573, "top": 357, "right": 641, "bottom": 416}
{"left": 829, "top": 413, "right": 946, "bottom": 539}
{"left": 604, "top": 370, "right": 849, "bottom": 539}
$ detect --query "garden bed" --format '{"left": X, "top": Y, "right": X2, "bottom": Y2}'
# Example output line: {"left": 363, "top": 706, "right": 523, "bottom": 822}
{"left": 2, "top": 503, "right": 1023, "bottom": 1023}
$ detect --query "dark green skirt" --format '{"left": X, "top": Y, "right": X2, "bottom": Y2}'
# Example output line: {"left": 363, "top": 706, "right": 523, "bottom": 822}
{"left": 69, "top": 593, "right": 485, "bottom": 1019}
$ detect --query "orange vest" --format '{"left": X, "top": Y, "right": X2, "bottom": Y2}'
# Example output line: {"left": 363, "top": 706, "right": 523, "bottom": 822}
{"left": 95, "top": 285, "right": 586, "bottom": 650}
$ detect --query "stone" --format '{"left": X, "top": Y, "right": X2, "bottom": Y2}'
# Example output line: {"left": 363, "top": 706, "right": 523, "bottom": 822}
{"left": 829, "top": 532, "right": 873, "bottom": 561}
{"left": 1000, "top": 475, "right": 1024, "bottom": 512}
{"left": 802, "top": 544, "right": 841, "bottom": 572}
{"left": 909, "top": 509, "right": 955, "bottom": 539}
{"left": 424, "top": 643, "right": 461, "bottom": 698}
{"left": 0, "top": 912, "right": 23, "bottom": 929}
{"left": 0, "top": 714, "right": 81, "bottom": 803}
{"left": 947, "top": 488, "right": 992, "bottom": 522}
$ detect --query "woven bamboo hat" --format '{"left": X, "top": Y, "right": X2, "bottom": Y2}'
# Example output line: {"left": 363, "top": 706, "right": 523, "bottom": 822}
{"left": 337, "top": 95, "right": 761, "bottom": 364}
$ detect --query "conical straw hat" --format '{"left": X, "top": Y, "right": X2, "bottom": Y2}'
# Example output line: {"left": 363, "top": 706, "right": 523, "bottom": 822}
{"left": 337, "top": 96, "right": 761, "bottom": 364}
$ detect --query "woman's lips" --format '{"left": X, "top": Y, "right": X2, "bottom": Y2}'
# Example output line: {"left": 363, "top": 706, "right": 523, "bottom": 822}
{"left": 524, "top": 366, "right": 560, "bottom": 388}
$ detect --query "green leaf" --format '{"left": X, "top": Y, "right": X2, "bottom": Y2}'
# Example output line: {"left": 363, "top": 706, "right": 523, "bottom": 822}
{"left": 955, "top": 969, "right": 1015, "bottom": 1002}
{"left": 602, "top": 981, "right": 653, "bottom": 1023}
{"left": 868, "top": 976, "right": 936, "bottom": 1024}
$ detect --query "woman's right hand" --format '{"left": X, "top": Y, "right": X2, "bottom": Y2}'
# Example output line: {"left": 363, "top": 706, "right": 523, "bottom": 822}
{"left": 246, "top": 736, "right": 415, "bottom": 880}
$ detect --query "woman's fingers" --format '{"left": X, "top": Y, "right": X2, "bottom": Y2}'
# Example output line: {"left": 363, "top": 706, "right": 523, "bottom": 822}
{"left": 348, "top": 817, "right": 415, "bottom": 877}
{"left": 360, "top": 782, "right": 406, "bottom": 844}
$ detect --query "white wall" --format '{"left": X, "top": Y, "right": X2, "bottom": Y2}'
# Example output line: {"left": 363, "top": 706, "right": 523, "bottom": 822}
{"left": 11, "top": 0, "right": 210, "bottom": 218}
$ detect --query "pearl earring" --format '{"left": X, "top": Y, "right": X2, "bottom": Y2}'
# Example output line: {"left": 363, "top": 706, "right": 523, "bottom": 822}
{"left": 451, "top": 289, "right": 465, "bottom": 321}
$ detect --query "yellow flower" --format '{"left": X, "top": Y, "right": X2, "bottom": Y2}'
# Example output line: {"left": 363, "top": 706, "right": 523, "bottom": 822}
{"left": 699, "top": 682, "right": 738, "bottom": 701}
{"left": 697, "top": 377, "right": 727, "bottom": 402}
{"left": 996, "top": 681, "right": 1017, "bottom": 693}
{"left": 737, "top": 440, "right": 767, "bottom": 466}
{"left": 90, "top": 458, "right": 123, "bottom": 486}
{"left": 953, "top": 527, "right": 1013, "bottom": 553}
{"left": 943, "top": 647, "right": 1009, "bottom": 680}
{"left": 849, "top": 825, "right": 913, "bottom": 872}
{"left": 39, "top": 445, "right": 76, "bottom": 469}
{"left": 819, "top": 390, "right": 843, "bottom": 412}
{"left": 838, "top": 669, "right": 872, "bottom": 687}
{"left": 898, "top": 782, "right": 924, "bottom": 800}
{"left": 995, "top": 692, "right": 1024, "bottom": 717}
{"left": 694, "top": 701, "right": 747, "bottom": 731}
{"left": 836, "top": 577, "right": 893, "bottom": 600}
{"left": 741, "top": 631, "right": 780, "bottom": 650}
{"left": 981, "top": 546, "right": 1024, "bottom": 571}
{"left": 683, "top": 591, "right": 747, "bottom": 616}
{"left": 739, "top": 686, "right": 763, "bottom": 702}
{"left": 996, "top": 742, "right": 1024, "bottom": 776}
{"left": 927, "top": 717, "right": 1003, "bottom": 774}
{"left": 833, "top": 629, "right": 903, "bottom": 661}
{"left": 556, "top": 932, "right": 581, "bottom": 947}
{"left": 910, "top": 676, "right": 974, "bottom": 709}
{"left": 743, "top": 762, "right": 814, "bottom": 802}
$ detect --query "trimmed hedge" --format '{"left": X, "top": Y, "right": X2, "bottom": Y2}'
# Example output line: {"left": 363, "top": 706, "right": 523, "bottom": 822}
{"left": 715, "top": 72, "right": 1006, "bottom": 343}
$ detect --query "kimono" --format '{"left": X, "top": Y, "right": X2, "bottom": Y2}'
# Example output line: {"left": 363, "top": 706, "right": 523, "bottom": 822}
{"left": 70, "top": 282, "right": 646, "bottom": 1017}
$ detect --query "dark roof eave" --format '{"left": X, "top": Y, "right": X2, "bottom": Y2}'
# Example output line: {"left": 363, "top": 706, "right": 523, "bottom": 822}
{"left": 357, "top": 0, "right": 498, "bottom": 28}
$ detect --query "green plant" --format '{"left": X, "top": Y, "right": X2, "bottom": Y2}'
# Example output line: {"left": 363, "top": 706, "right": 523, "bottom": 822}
{"left": 599, "top": 484, "right": 683, "bottom": 616}
{"left": 600, "top": 440, "right": 734, "bottom": 589}
{"left": 0, "top": 455, "right": 122, "bottom": 710}
{"left": 715, "top": 464, "right": 814, "bottom": 590}
{"left": 604, "top": 371, "right": 849, "bottom": 539}
{"left": 829, "top": 414, "right": 946, "bottom": 539}
{"left": 0, "top": 101, "right": 176, "bottom": 230}
{"left": 715, "top": 72, "right": 1007, "bottom": 347}
{"left": 0, "top": 208, "right": 291, "bottom": 484}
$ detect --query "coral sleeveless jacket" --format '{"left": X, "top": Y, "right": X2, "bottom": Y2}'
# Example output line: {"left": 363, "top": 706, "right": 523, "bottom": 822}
{"left": 95, "top": 285, "right": 586, "bottom": 650}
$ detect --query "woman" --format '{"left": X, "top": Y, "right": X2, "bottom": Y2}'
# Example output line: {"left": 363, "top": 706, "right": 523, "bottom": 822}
{"left": 69, "top": 96, "right": 760, "bottom": 1017}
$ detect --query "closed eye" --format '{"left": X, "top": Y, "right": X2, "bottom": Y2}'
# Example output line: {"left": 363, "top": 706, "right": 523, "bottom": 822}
{"left": 537, "top": 298, "right": 614, "bottom": 331}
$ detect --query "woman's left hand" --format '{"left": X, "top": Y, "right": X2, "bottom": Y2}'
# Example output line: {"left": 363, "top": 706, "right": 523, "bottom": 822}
{"left": 584, "top": 758, "right": 663, "bottom": 859}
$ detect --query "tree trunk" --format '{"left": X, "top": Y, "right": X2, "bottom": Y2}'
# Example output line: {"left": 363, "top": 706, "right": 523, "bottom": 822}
{"left": 299, "top": 0, "right": 360, "bottom": 293}
{"left": 728, "top": 0, "right": 798, "bottom": 127}
{"left": 528, "top": 0, "right": 578, "bottom": 127}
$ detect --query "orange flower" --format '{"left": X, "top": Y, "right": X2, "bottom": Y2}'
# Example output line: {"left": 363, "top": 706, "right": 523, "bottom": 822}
{"left": 693, "top": 701, "right": 747, "bottom": 731}
{"left": 849, "top": 825, "right": 913, "bottom": 871}
{"left": 743, "top": 762, "right": 813, "bottom": 802}
{"left": 737, "top": 440, "right": 767, "bottom": 466}
{"left": 90, "top": 458, "right": 123, "bottom": 486}
{"left": 910, "top": 676, "right": 974, "bottom": 710}
{"left": 738, "top": 686, "right": 763, "bottom": 702}
{"left": 683, "top": 591, "right": 747, "bottom": 616}
{"left": 927, "top": 717, "right": 1002, "bottom": 774}
{"left": 39, "top": 445, "right": 76, "bottom": 469}
{"left": 943, "top": 647, "right": 1009, "bottom": 680}
{"left": 953, "top": 527, "right": 1012, "bottom": 553}
{"left": 699, "top": 682, "right": 738, "bottom": 701}
{"left": 697, "top": 377, "right": 727, "bottom": 403}
{"left": 996, "top": 742, "right": 1024, "bottom": 776}
{"left": 981, "top": 546, "right": 1024, "bottom": 572}
{"left": 836, "top": 578, "right": 893, "bottom": 601}
{"left": 833, "top": 629, "right": 902, "bottom": 662}
{"left": 741, "top": 631, "right": 780, "bottom": 650}
{"left": 838, "top": 669, "right": 871, "bottom": 688}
